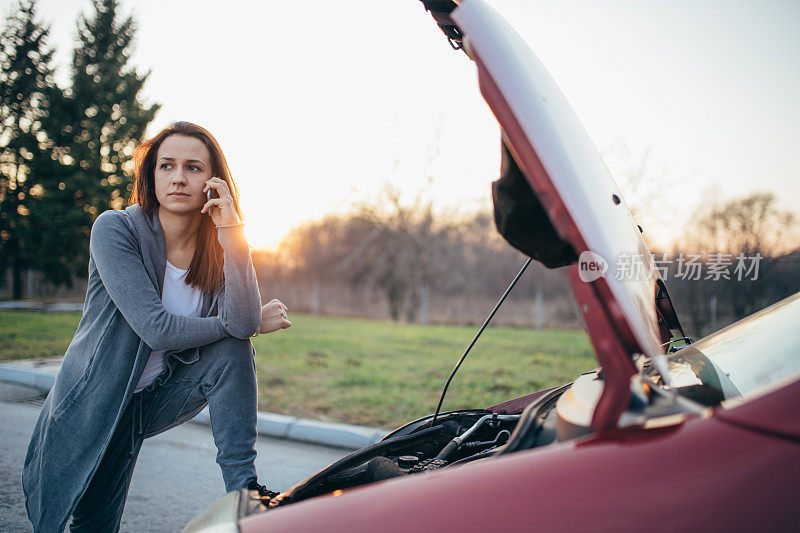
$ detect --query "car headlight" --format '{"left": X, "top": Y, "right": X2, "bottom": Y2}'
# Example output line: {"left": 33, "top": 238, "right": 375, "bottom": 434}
{"left": 182, "top": 489, "right": 265, "bottom": 533}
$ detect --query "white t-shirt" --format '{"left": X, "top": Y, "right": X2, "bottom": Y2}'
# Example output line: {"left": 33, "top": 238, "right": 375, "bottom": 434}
{"left": 134, "top": 261, "right": 204, "bottom": 392}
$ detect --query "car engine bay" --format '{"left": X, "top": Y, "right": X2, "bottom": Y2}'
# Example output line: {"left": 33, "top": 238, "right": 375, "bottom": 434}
{"left": 264, "top": 364, "right": 705, "bottom": 509}
{"left": 270, "top": 410, "right": 522, "bottom": 506}
{"left": 268, "top": 383, "right": 571, "bottom": 507}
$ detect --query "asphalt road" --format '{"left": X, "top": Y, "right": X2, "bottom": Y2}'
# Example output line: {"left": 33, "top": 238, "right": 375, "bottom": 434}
{"left": 0, "top": 382, "right": 349, "bottom": 532}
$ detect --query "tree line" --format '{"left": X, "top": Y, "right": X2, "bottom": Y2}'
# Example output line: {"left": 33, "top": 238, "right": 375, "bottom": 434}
{"left": 255, "top": 189, "right": 799, "bottom": 336}
{"left": 0, "top": 0, "right": 158, "bottom": 298}
{"left": 662, "top": 192, "right": 799, "bottom": 336}
{"left": 254, "top": 183, "right": 573, "bottom": 323}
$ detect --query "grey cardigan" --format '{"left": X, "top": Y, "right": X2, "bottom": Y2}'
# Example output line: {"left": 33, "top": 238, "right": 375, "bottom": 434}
{"left": 22, "top": 203, "right": 262, "bottom": 532}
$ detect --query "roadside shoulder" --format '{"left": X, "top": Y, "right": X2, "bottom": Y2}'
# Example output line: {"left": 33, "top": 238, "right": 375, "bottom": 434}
{"left": 0, "top": 360, "right": 387, "bottom": 450}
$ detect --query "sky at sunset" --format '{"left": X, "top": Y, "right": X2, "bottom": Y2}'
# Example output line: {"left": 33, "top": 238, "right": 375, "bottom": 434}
{"left": 4, "top": 0, "right": 799, "bottom": 249}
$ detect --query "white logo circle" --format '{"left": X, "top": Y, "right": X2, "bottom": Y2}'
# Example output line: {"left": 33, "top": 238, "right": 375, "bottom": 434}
{"left": 578, "top": 251, "right": 608, "bottom": 282}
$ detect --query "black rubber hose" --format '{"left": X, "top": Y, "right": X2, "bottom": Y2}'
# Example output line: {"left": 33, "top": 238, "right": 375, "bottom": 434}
{"left": 279, "top": 424, "right": 445, "bottom": 504}
{"left": 435, "top": 440, "right": 460, "bottom": 460}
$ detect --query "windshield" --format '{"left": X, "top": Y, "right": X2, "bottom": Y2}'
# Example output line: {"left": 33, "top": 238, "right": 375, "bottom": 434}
{"left": 648, "top": 293, "right": 800, "bottom": 406}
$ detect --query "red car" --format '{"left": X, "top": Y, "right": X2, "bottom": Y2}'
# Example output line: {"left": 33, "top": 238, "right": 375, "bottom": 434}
{"left": 184, "top": 1, "right": 800, "bottom": 531}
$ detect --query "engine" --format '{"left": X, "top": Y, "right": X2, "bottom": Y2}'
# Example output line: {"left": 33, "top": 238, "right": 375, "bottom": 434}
{"left": 269, "top": 384, "right": 569, "bottom": 508}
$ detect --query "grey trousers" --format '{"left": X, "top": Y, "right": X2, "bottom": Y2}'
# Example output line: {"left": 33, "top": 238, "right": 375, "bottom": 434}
{"left": 69, "top": 336, "right": 259, "bottom": 532}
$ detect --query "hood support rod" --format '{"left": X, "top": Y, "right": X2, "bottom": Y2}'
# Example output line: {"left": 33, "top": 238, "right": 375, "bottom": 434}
{"left": 431, "top": 257, "right": 533, "bottom": 426}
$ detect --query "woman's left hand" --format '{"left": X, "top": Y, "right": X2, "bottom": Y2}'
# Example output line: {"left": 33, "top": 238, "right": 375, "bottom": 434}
{"left": 260, "top": 299, "right": 291, "bottom": 334}
{"left": 202, "top": 177, "right": 240, "bottom": 227}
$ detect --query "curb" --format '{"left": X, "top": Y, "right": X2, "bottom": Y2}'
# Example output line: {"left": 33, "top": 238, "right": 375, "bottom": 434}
{"left": 0, "top": 301, "right": 84, "bottom": 312}
{"left": 0, "top": 362, "right": 58, "bottom": 390}
{"left": 0, "top": 361, "right": 388, "bottom": 450}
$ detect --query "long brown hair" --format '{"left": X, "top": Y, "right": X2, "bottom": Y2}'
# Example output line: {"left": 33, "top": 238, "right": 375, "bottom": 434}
{"left": 130, "top": 121, "right": 242, "bottom": 295}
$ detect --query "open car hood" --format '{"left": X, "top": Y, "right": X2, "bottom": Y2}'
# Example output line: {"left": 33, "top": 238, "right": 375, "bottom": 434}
{"left": 422, "top": 0, "right": 684, "bottom": 431}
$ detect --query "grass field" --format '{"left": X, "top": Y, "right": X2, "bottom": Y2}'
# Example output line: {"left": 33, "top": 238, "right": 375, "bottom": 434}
{"left": 0, "top": 310, "right": 595, "bottom": 428}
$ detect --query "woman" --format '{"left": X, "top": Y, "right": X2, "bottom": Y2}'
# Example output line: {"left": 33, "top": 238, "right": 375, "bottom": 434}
{"left": 22, "top": 122, "right": 289, "bottom": 532}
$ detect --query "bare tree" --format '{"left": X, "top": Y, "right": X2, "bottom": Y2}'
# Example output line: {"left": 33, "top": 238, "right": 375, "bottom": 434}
{"left": 669, "top": 192, "right": 799, "bottom": 335}
{"left": 336, "top": 183, "right": 459, "bottom": 321}
{"left": 685, "top": 192, "right": 795, "bottom": 258}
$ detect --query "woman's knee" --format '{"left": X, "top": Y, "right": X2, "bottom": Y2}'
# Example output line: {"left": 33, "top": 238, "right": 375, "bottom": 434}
{"left": 207, "top": 336, "right": 253, "bottom": 355}
{"left": 203, "top": 336, "right": 255, "bottom": 372}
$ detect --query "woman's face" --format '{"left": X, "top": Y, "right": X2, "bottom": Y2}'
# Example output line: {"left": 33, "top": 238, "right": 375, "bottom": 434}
{"left": 154, "top": 134, "right": 213, "bottom": 215}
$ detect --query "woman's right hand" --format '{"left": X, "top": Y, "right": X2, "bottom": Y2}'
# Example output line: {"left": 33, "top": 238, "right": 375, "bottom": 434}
{"left": 260, "top": 299, "right": 291, "bottom": 334}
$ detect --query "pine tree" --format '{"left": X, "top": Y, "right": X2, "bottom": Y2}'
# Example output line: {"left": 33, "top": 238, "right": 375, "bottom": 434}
{"left": 55, "top": 0, "right": 159, "bottom": 216}
{"left": 0, "top": 0, "right": 56, "bottom": 298}
{"left": 1, "top": 0, "right": 160, "bottom": 298}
